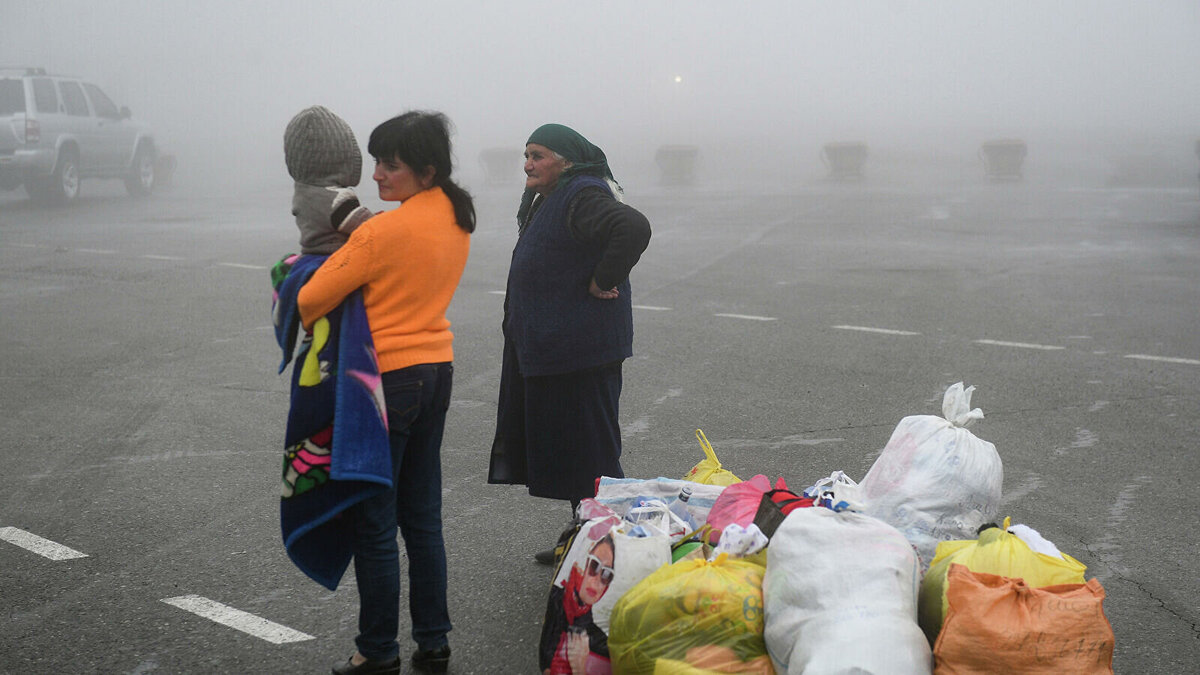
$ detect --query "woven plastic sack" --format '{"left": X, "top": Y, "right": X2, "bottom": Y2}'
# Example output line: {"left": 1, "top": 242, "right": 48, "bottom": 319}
{"left": 918, "top": 518, "right": 1087, "bottom": 644}
{"left": 595, "top": 476, "right": 727, "bottom": 524}
{"left": 763, "top": 507, "right": 931, "bottom": 674}
{"left": 683, "top": 429, "right": 742, "bottom": 486}
{"left": 933, "top": 564, "right": 1114, "bottom": 674}
{"left": 608, "top": 555, "right": 770, "bottom": 674}
{"left": 860, "top": 382, "right": 1003, "bottom": 569}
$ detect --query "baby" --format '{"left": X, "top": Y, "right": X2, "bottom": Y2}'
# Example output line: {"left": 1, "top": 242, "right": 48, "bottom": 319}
{"left": 283, "top": 105, "right": 373, "bottom": 255}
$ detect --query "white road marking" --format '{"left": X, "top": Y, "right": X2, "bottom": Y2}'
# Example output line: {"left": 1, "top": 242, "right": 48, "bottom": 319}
{"left": 0, "top": 527, "right": 88, "bottom": 560}
{"left": 633, "top": 305, "right": 672, "bottom": 311}
{"left": 1125, "top": 354, "right": 1200, "bottom": 366}
{"left": 77, "top": 248, "right": 118, "bottom": 254}
{"left": 833, "top": 325, "right": 920, "bottom": 336}
{"left": 217, "top": 262, "right": 267, "bottom": 270}
{"left": 974, "top": 339, "right": 1065, "bottom": 351}
{"left": 141, "top": 254, "right": 185, "bottom": 261}
{"left": 161, "top": 595, "right": 314, "bottom": 644}
{"left": 488, "top": 290, "right": 506, "bottom": 295}
{"left": 8, "top": 243, "right": 37, "bottom": 248}
{"left": 714, "top": 313, "right": 777, "bottom": 321}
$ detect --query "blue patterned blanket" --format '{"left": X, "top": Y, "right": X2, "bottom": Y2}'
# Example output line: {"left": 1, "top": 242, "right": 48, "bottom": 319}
{"left": 273, "top": 254, "right": 391, "bottom": 590}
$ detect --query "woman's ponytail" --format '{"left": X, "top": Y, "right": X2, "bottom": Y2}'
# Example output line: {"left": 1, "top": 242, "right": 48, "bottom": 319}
{"left": 438, "top": 177, "right": 476, "bottom": 233}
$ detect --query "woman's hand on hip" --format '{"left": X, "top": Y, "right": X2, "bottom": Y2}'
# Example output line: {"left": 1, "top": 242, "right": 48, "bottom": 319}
{"left": 588, "top": 278, "right": 619, "bottom": 300}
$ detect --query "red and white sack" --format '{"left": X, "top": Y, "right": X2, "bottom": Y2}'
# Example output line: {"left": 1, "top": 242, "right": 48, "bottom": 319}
{"left": 764, "top": 507, "right": 930, "bottom": 674}
{"left": 860, "top": 382, "right": 1003, "bottom": 569}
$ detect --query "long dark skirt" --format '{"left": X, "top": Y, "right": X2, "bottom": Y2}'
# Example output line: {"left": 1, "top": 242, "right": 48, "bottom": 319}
{"left": 488, "top": 338, "right": 624, "bottom": 502}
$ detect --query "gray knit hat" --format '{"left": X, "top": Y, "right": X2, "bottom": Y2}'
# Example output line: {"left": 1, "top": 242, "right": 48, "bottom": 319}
{"left": 284, "top": 106, "right": 362, "bottom": 187}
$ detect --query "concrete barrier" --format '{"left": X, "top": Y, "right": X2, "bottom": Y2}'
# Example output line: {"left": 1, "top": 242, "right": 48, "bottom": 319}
{"left": 980, "top": 139, "right": 1027, "bottom": 181}
{"left": 478, "top": 147, "right": 524, "bottom": 186}
{"left": 655, "top": 145, "right": 700, "bottom": 186}
{"left": 821, "top": 142, "right": 868, "bottom": 180}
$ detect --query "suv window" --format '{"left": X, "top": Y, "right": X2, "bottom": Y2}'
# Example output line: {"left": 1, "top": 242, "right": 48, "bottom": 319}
{"left": 59, "top": 80, "right": 90, "bottom": 116}
{"left": 0, "top": 78, "right": 23, "bottom": 116}
{"left": 32, "top": 78, "right": 59, "bottom": 113}
{"left": 83, "top": 83, "right": 119, "bottom": 119}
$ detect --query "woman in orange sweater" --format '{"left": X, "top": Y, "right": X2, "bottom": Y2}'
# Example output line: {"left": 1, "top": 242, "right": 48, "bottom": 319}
{"left": 298, "top": 111, "right": 473, "bottom": 675}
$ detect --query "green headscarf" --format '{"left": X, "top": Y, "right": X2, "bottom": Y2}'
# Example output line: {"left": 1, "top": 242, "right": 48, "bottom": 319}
{"left": 517, "top": 123, "right": 617, "bottom": 225}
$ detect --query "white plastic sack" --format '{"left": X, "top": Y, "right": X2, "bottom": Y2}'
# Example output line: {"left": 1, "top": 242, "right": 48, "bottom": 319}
{"left": 859, "top": 382, "right": 1003, "bottom": 568}
{"left": 763, "top": 508, "right": 931, "bottom": 675}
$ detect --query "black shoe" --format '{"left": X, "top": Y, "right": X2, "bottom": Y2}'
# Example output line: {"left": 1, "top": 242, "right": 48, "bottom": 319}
{"left": 411, "top": 644, "right": 450, "bottom": 673}
{"left": 332, "top": 655, "right": 401, "bottom": 675}
{"left": 533, "top": 548, "right": 556, "bottom": 565}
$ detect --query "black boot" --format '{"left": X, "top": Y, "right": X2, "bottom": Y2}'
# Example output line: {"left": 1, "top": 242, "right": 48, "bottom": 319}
{"left": 411, "top": 644, "right": 451, "bottom": 673}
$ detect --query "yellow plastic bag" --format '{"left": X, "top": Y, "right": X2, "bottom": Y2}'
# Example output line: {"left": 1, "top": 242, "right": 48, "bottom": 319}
{"left": 683, "top": 430, "right": 742, "bottom": 486}
{"left": 918, "top": 517, "right": 1087, "bottom": 644}
{"left": 609, "top": 554, "right": 771, "bottom": 675}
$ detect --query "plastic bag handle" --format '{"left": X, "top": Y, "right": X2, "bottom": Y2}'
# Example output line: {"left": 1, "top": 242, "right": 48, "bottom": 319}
{"left": 671, "top": 523, "right": 713, "bottom": 552}
{"left": 695, "top": 429, "right": 720, "bottom": 465}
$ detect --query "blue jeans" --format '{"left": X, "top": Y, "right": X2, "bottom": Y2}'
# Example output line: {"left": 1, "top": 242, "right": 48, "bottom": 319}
{"left": 350, "top": 362, "right": 453, "bottom": 660}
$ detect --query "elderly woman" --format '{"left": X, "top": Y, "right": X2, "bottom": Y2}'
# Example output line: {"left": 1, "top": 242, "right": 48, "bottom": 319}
{"left": 488, "top": 124, "right": 651, "bottom": 563}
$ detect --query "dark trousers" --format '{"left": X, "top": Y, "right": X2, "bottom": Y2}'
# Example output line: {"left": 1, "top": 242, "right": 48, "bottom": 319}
{"left": 350, "top": 363, "right": 453, "bottom": 660}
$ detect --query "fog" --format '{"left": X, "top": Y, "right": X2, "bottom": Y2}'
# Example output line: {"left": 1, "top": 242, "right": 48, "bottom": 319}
{"left": 5, "top": 0, "right": 1200, "bottom": 193}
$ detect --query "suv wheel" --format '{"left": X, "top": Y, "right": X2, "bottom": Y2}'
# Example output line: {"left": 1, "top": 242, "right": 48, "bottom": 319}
{"left": 52, "top": 150, "right": 81, "bottom": 203}
{"left": 27, "top": 150, "right": 80, "bottom": 204}
{"left": 125, "top": 146, "right": 155, "bottom": 197}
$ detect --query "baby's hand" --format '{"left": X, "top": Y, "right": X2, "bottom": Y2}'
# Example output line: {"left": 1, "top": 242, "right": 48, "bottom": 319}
{"left": 327, "top": 187, "right": 373, "bottom": 233}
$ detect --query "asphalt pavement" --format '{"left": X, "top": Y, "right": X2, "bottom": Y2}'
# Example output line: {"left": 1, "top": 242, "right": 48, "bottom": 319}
{"left": 2, "top": 167, "right": 1198, "bottom": 673}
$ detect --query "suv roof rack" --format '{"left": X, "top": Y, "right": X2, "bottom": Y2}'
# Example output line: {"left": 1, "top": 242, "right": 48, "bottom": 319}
{"left": 0, "top": 67, "right": 49, "bottom": 75}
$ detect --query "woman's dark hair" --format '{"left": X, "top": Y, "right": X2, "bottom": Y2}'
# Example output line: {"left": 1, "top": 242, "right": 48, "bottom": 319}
{"left": 368, "top": 111, "right": 475, "bottom": 233}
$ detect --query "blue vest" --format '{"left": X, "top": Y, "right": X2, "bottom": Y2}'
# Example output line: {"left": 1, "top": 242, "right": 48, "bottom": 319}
{"left": 506, "top": 175, "right": 633, "bottom": 376}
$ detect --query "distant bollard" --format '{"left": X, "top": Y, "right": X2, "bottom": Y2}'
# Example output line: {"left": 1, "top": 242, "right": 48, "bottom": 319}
{"left": 1195, "top": 139, "right": 1199, "bottom": 194}
{"left": 655, "top": 145, "right": 700, "bottom": 186}
{"left": 820, "top": 142, "right": 868, "bottom": 180}
{"left": 979, "top": 139, "right": 1027, "bottom": 181}
{"left": 478, "top": 147, "right": 524, "bottom": 186}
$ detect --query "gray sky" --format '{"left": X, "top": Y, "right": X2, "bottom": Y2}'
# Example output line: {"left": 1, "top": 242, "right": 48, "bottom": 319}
{"left": 5, "top": 1, "right": 1199, "bottom": 188}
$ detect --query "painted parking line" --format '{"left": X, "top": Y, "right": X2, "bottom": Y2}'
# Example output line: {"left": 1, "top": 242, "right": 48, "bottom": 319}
{"left": 974, "top": 339, "right": 1065, "bottom": 351}
{"left": 77, "top": 248, "right": 118, "bottom": 254}
{"left": 714, "top": 313, "right": 777, "bottom": 322}
{"left": 0, "top": 527, "right": 89, "bottom": 561}
{"left": 1125, "top": 354, "right": 1200, "bottom": 366}
{"left": 217, "top": 262, "right": 267, "bottom": 270}
{"left": 833, "top": 325, "right": 921, "bottom": 336}
{"left": 161, "top": 595, "right": 314, "bottom": 644}
{"left": 633, "top": 305, "right": 672, "bottom": 311}
{"left": 141, "top": 254, "right": 186, "bottom": 261}
{"left": 488, "top": 290, "right": 506, "bottom": 295}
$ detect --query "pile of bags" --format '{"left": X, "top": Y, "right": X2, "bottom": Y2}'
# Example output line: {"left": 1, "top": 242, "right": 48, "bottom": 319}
{"left": 538, "top": 383, "right": 1115, "bottom": 674}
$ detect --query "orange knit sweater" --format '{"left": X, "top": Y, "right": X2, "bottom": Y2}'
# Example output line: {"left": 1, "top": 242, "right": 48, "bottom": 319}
{"left": 297, "top": 187, "right": 470, "bottom": 373}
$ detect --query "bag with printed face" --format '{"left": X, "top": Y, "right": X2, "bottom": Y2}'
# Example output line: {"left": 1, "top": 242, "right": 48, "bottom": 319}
{"left": 539, "top": 514, "right": 672, "bottom": 675}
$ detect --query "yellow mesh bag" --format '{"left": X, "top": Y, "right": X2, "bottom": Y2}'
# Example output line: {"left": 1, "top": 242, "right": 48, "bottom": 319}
{"left": 918, "top": 516, "right": 1087, "bottom": 644}
{"left": 609, "top": 555, "right": 769, "bottom": 674}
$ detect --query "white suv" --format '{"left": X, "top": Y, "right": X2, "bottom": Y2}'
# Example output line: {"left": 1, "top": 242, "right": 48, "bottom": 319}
{"left": 0, "top": 67, "right": 157, "bottom": 203}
